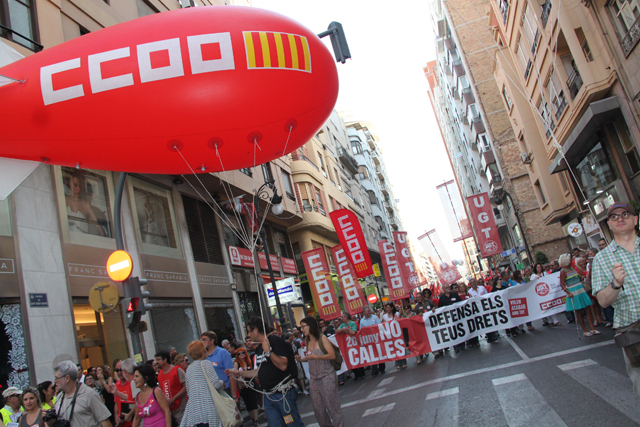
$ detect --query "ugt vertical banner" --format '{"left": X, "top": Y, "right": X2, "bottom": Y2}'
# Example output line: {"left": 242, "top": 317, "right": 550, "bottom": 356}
{"left": 393, "top": 231, "right": 420, "bottom": 289}
{"left": 378, "top": 240, "right": 410, "bottom": 301}
{"left": 332, "top": 245, "right": 367, "bottom": 315}
{"left": 467, "top": 193, "right": 502, "bottom": 257}
{"left": 330, "top": 209, "right": 373, "bottom": 278}
{"left": 301, "top": 248, "right": 341, "bottom": 320}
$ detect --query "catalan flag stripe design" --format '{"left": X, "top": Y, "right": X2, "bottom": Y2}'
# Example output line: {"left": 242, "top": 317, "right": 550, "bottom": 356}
{"left": 244, "top": 31, "right": 311, "bottom": 72}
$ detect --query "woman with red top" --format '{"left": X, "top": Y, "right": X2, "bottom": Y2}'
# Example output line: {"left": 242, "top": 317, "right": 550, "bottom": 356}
{"left": 234, "top": 345, "right": 260, "bottom": 427}
{"left": 132, "top": 364, "right": 171, "bottom": 427}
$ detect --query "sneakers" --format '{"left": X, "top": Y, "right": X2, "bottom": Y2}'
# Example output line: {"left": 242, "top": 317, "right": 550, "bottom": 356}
{"left": 303, "top": 390, "right": 310, "bottom": 395}
{"left": 606, "top": 322, "right": 613, "bottom": 327}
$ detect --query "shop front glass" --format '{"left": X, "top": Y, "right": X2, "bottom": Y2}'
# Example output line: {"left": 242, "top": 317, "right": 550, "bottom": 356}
{"left": 150, "top": 304, "right": 199, "bottom": 355}
{"left": 575, "top": 143, "right": 617, "bottom": 200}
{"left": 73, "top": 302, "right": 129, "bottom": 371}
{"left": 204, "top": 302, "right": 239, "bottom": 343}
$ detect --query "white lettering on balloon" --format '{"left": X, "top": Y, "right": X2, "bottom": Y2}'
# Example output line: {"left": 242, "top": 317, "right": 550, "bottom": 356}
{"left": 41, "top": 32, "right": 236, "bottom": 106}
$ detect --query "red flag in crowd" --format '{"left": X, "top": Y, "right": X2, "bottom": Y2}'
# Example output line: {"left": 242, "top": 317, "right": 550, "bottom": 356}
{"left": 301, "top": 248, "right": 341, "bottom": 321}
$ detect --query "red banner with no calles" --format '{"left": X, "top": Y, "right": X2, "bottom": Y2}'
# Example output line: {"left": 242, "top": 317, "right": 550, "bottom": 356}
{"left": 331, "top": 244, "right": 367, "bottom": 316}
{"left": 335, "top": 317, "right": 431, "bottom": 369}
{"left": 393, "top": 231, "right": 420, "bottom": 289}
{"left": 378, "top": 240, "right": 410, "bottom": 301}
{"left": 301, "top": 248, "right": 341, "bottom": 321}
{"left": 330, "top": 209, "right": 373, "bottom": 278}
{"left": 467, "top": 193, "right": 503, "bottom": 257}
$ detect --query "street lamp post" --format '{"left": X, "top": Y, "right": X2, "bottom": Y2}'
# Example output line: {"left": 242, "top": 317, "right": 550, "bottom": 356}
{"left": 254, "top": 177, "right": 288, "bottom": 331}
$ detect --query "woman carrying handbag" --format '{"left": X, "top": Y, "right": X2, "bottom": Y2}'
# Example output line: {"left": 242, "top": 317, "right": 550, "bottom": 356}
{"left": 180, "top": 341, "right": 242, "bottom": 427}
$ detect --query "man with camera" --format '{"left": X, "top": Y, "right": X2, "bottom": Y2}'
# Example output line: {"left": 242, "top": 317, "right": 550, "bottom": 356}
{"left": 47, "top": 360, "right": 112, "bottom": 427}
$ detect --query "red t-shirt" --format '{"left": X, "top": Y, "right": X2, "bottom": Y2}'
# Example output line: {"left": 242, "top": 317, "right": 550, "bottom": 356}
{"left": 158, "top": 365, "right": 185, "bottom": 411}
{"left": 115, "top": 379, "right": 134, "bottom": 427}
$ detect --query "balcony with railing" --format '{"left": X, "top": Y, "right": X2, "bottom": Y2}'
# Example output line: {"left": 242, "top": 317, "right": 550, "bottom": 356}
{"left": 489, "top": 176, "right": 503, "bottom": 197}
{"left": 621, "top": 14, "right": 640, "bottom": 56}
{"left": 338, "top": 147, "right": 359, "bottom": 174}
{"left": 566, "top": 65, "right": 583, "bottom": 100}
{"left": 481, "top": 149, "right": 496, "bottom": 172}
{"left": 541, "top": 0, "right": 552, "bottom": 28}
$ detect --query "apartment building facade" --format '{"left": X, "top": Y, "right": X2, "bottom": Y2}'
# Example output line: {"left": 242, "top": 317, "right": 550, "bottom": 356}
{"left": 490, "top": 0, "right": 640, "bottom": 249}
{"left": 288, "top": 112, "right": 406, "bottom": 306}
{"left": 427, "top": 0, "right": 570, "bottom": 270}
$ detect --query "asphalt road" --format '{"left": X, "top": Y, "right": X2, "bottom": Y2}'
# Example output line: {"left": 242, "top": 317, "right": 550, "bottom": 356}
{"left": 291, "top": 318, "right": 639, "bottom": 427}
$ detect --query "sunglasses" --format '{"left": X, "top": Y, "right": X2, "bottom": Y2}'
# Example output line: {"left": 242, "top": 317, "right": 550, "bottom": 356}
{"left": 115, "top": 369, "right": 122, "bottom": 372}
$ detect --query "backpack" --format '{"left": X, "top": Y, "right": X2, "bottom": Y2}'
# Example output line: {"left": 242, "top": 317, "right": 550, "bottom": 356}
{"left": 317, "top": 336, "right": 343, "bottom": 371}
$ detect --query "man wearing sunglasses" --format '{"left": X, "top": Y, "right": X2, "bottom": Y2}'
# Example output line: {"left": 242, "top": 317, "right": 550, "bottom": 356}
{"left": 592, "top": 202, "right": 640, "bottom": 397}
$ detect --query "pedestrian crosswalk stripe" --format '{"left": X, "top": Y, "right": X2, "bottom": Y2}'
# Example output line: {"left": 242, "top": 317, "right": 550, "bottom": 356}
{"left": 491, "top": 373, "right": 527, "bottom": 386}
{"left": 378, "top": 377, "right": 394, "bottom": 387}
{"left": 493, "top": 373, "right": 568, "bottom": 427}
{"left": 557, "top": 359, "right": 598, "bottom": 371}
{"left": 426, "top": 387, "right": 459, "bottom": 400}
{"left": 366, "top": 388, "right": 385, "bottom": 399}
{"left": 363, "top": 403, "right": 395, "bottom": 417}
{"left": 559, "top": 358, "right": 640, "bottom": 424}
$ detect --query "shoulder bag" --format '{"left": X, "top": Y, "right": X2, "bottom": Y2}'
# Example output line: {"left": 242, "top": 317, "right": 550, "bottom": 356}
{"left": 317, "top": 336, "right": 343, "bottom": 371}
{"left": 200, "top": 361, "right": 243, "bottom": 427}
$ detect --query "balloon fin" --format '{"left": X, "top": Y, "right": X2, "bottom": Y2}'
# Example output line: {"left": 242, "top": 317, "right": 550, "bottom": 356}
{"left": 0, "top": 158, "right": 42, "bottom": 201}
{"left": 0, "top": 39, "right": 24, "bottom": 68}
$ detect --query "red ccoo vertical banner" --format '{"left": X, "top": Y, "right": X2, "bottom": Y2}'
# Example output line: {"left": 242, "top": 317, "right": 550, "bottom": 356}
{"left": 330, "top": 209, "right": 373, "bottom": 278}
{"left": 331, "top": 245, "right": 367, "bottom": 315}
{"left": 393, "top": 231, "right": 420, "bottom": 289}
{"left": 378, "top": 240, "right": 410, "bottom": 301}
{"left": 301, "top": 248, "right": 341, "bottom": 320}
{"left": 467, "top": 192, "right": 503, "bottom": 257}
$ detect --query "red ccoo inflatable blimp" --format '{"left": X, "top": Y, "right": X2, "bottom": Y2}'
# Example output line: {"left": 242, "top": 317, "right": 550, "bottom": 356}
{"left": 0, "top": 6, "right": 339, "bottom": 174}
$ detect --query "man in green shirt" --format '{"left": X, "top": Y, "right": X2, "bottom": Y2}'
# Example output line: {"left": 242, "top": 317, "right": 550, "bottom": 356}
{"left": 592, "top": 202, "right": 640, "bottom": 397}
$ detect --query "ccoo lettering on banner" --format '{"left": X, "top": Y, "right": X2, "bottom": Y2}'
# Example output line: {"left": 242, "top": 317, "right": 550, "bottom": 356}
{"left": 301, "top": 248, "right": 341, "bottom": 321}
{"left": 392, "top": 231, "right": 420, "bottom": 289}
{"left": 331, "top": 244, "right": 367, "bottom": 315}
{"left": 330, "top": 209, "right": 373, "bottom": 278}
{"left": 378, "top": 240, "right": 410, "bottom": 301}
{"left": 467, "top": 192, "right": 502, "bottom": 257}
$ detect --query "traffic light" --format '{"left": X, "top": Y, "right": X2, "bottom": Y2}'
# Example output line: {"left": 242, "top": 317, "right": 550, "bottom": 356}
{"left": 127, "top": 298, "right": 139, "bottom": 312}
{"left": 128, "top": 276, "right": 153, "bottom": 315}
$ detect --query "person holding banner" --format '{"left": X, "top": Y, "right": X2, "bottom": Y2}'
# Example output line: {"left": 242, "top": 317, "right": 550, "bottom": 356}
{"left": 360, "top": 307, "right": 387, "bottom": 374}
{"left": 337, "top": 314, "right": 364, "bottom": 381}
{"left": 295, "top": 317, "right": 344, "bottom": 427}
{"left": 436, "top": 284, "right": 464, "bottom": 356}
{"left": 559, "top": 254, "right": 600, "bottom": 337}
{"left": 531, "top": 263, "right": 561, "bottom": 327}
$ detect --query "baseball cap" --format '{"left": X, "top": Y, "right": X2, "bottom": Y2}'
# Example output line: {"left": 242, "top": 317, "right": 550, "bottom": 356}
{"left": 2, "top": 386, "right": 22, "bottom": 398}
{"left": 607, "top": 202, "right": 636, "bottom": 218}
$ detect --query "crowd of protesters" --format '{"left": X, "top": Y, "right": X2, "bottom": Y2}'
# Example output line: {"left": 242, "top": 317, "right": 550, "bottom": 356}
{"left": 0, "top": 237, "right": 622, "bottom": 427}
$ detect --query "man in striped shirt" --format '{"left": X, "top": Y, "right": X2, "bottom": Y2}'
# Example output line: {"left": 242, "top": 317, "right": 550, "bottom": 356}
{"left": 592, "top": 202, "right": 640, "bottom": 397}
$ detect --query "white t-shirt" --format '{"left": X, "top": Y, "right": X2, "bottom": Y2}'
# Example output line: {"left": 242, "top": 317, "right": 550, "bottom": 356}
{"left": 468, "top": 286, "right": 488, "bottom": 298}
{"left": 382, "top": 312, "right": 399, "bottom": 322}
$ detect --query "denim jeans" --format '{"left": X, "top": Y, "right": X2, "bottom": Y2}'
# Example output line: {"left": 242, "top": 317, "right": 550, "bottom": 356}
{"left": 264, "top": 387, "right": 305, "bottom": 427}
{"left": 603, "top": 306, "right": 614, "bottom": 323}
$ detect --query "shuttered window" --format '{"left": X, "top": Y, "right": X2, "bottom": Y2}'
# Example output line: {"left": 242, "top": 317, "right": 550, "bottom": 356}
{"left": 182, "top": 195, "right": 224, "bottom": 265}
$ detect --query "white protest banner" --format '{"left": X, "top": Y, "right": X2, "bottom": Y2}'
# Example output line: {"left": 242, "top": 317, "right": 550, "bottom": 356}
{"left": 424, "top": 272, "right": 565, "bottom": 351}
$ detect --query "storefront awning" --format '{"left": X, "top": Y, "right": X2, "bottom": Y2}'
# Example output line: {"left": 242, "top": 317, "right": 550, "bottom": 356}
{"left": 548, "top": 96, "right": 622, "bottom": 174}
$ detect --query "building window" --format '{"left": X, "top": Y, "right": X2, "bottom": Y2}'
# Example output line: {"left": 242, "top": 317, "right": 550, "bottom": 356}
{"left": 575, "top": 28, "right": 594, "bottom": 62}
{"left": 130, "top": 177, "right": 183, "bottom": 258}
{"left": 540, "top": 0, "right": 552, "bottom": 28}
{"left": 55, "top": 167, "right": 115, "bottom": 248}
{"left": 182, "top": 195, "right": 224, "bottom": 265}
{"left": 559, "top": 172, "right": 570, "bottom": 194}
{"left": 521, "top": 3, "right": 540, "bottom": 54}
{"left": 281, "top": 170, "right": 295, "bottom": 200}
{"left": 298, "top": 183, "right": 315, "bottom": 212}
{"left": 574, "top": 142, "right": 618, "bottom": 199}
{"left": 537, "top": 99, "right": 556, "bottom": 137}
{"left": 612, "top": 116, "right": 640, "bottom": 175}
{"left": 0, "top": 0, "right": 40, "bottom": 51}
{"left": 351, "top": 140, "right": 363, "bottom": 155}
{"left": 502, "top": 86, "right": 513, "bottom": 110}
{"left": 561, "top": 54, "right": 583, "bottom": 100}
{"left": 513, "top": 224, "right": 524, "bottom": 247}
{"left": 498, "top": 0, "right": 509, "bottom": 24}
{"left": 0, "top": 198, "right": 11, "bottom": 237}
{"left": 317, "top": 152, "right": 328, "bottom": 178}
{"left": 222, "top": 216, "right": 245, "bottom": 249}
{"left": 516, "top": 37, "right": 533, "bottom": 79}
{"left": 315, "top": 187, "right": 325, "bottom": 216}
{"left": 136, "top": 0, "right": 159, "bottom": 16}
{"left": 610, "top": 0, "right": 640, "bottom": 55}
{"left": 534, "top": 180, "right": 547, "bottom": 205}
{"left": 545, "top": 69, "right": 567, "bottom": 119}
{"left": 274, "top": 229, "right": 292, "bottom": 258}
{"left": 358, "top": 166, "right": 369, "bottom": 180}
{"left": 239, "top": 168, "right": 252, "bottom": 177}
{"left": 477, "top": 133, "right": 491, "bottom": 152}
{"left": 261, "top": 163, "right": 273, "bottom": 182}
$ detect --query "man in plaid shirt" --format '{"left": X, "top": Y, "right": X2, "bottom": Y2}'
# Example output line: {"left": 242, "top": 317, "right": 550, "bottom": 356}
{"left": 592, "top": 201, "right": 640, "bottom": 397}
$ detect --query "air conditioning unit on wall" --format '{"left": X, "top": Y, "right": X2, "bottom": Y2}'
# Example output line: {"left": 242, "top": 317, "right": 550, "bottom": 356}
{"left": 521, "top": 152, "right": 533, "bottom": 164}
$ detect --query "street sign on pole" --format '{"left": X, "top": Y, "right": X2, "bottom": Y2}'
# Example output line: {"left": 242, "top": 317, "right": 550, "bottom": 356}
{"left": 368, "top": 294, "right": 378, "bottom": 304}
{"left": 106, "top": 250, "right": 133, "bottom": 282}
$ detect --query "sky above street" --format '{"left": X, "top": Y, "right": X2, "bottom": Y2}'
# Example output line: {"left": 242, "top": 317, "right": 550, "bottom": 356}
{"left": 255, "top": 0, "right": 464, "bottom": 259}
